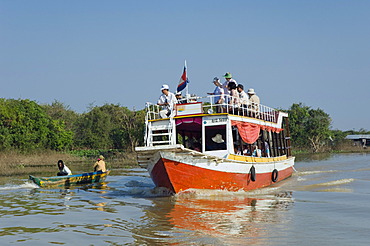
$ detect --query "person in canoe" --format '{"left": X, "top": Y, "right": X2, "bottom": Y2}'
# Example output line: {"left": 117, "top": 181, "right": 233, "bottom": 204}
{"left": 93, "top": 155, "right": 106, "bottom": 172}
{"left": 57, "top": 160, "right": 72, "bottom": 176}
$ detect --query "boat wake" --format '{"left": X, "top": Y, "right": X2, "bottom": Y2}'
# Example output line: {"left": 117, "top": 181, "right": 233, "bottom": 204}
{"left": 299, "top": 178, "right": 355, "bottom": 192}
{"left": 176, "top": 186, "right": 291, "bottom": 200}
{"left": 124, "top": 180, "right": 154, "bottom": 187}
{"left": 0, "top": 181, "right": 39, "bottom": 190}
{"left": 297, "top": 170, "right": 337, "bottom": 176}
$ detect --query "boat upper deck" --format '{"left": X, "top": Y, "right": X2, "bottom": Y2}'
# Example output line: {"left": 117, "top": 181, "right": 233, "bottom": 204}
{"left": 145, "top": 94, "right": 285, "bottom": 125}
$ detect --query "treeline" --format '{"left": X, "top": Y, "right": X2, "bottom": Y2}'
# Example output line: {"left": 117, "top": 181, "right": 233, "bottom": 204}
{"left": 287, "top": 103, "right": 369, "bottom": 152}
{"left": 0, "top": 98, "right": 367, "bottom": 153}
{"left": 0, "top": 99, "right": 145, "bottom": 152}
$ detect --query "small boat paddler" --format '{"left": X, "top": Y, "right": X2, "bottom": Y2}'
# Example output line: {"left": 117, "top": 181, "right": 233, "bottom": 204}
{"left": 94, "top": 155, "right": 106, "bottom": 172}
{"left": 57, "top": 160, "right": 72, "bottom": 176}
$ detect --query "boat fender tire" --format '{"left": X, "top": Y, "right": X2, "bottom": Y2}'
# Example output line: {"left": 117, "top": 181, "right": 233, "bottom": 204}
{"left": 249, "top": 166, "right": 256, "bottom": 182}
{"left": 272, "top": 169, "right": 278, "bottom": 182}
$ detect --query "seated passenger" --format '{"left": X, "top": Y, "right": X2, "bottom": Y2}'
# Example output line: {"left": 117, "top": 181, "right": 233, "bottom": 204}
{"left": 157, "top": 84, "right": 177, "bottom": 118}
{"left": 264, "top": 141, "right": 271, "bottom": 157}
{"left": 57, "top": 160, "right": 72, "bottom": 176}
{"left": 193, "top": 142, "right": 202, "bottom": 152}
{"left": 252, "top": 145, "right": 262, "bottom": 157}
{"left": 207, "top": 134, "right": 226, "bottom": 150}
{"left": 93, "top": 155, "right": 106, "bottom": 172}
{"left": 234, "top": 144, "right": 242, "bottom": 155}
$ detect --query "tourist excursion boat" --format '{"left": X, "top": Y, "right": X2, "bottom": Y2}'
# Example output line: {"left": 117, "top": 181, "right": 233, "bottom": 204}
{"left": 135, "top": 92, "right": 295, "bottom": 194}
{"left": 29, "top": 170, "right": 110, "bottom": 188}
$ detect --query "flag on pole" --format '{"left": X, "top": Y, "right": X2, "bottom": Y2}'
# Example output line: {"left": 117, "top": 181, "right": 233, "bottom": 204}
{"left": 177, "top": 61, "right": 189, "bottom": 93}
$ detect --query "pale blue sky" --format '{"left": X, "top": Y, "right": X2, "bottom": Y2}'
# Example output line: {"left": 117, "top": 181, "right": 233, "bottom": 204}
{"left": 1, "top": 0, "right": 369, "bottom": 130}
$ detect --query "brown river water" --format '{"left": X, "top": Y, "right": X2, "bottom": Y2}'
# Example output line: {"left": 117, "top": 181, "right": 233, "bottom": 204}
{"left": 1, "top": 153, "right": 370, "bottom": 245}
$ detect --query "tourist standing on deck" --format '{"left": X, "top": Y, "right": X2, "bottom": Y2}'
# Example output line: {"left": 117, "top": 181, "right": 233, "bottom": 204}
{"left": 175, "top": 92, "right": 185, "bottom": 104}
{"left": 237, "top": 84, "right": 249, "bottom": 109}
{"left": 227, "top": 81, "right": 240, "bottom": 111}
{"left": 208, "top": 77, "right": 225, "bottom": 113}
{"left": 157, "top": 84, "right": 177, "bottom": 118}
{"left": 222, "top": 72, "right": 237, "bottom": 96}
{"left": 247, "top": 88, "right": 260, "bottom": 116}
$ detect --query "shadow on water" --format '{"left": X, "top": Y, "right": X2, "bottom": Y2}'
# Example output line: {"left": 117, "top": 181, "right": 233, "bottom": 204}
{"left": 131, "top": 188, "right": 295, "bottom": 245}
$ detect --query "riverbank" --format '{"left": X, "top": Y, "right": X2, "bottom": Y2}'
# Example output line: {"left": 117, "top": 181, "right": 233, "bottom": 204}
{"left": 292, "top": 143, "right": 370, "bottom": 156}
{"left": 0, "top": 150, "right": 138, "bottom": 176}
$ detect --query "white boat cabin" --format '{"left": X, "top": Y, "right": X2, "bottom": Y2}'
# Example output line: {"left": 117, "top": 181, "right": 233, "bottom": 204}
{"left": 144, "top": 94, "right": 292, "bottom": 159}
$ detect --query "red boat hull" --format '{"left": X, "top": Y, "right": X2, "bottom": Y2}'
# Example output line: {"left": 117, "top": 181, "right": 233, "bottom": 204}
{"left": 150, "top": 157, "right": 294, "bottom": 193}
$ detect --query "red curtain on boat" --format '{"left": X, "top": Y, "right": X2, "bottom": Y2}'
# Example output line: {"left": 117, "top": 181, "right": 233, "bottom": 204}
{"left": 231, "top": 121, "right": 283, "bottom": 144}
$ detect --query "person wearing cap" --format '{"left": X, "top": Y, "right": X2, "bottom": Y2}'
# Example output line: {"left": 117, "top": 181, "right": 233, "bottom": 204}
{"left": 208, "top": 77, "right": 225, "bottom": 112}
{"left": 175, "top": 92, "right": 185, "bottom": 104}
{"left": 222, "top": 72, "right": 237, "bottom": 96}
{"left": 157, "top": 84, "right": 177, "bottom": 118}
{"left": 94, "top": 155, "right": 106, "bottom": 172}
{"left": 247, "top": 88, "right": 260, "bottom": 116}
{"left": 57, "top": 160, "right": 72, "bottom": 176}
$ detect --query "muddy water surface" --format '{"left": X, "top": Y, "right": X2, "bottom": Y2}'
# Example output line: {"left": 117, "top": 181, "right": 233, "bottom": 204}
{"left": 1, "top": 153, "right": 370, "bottom": 245}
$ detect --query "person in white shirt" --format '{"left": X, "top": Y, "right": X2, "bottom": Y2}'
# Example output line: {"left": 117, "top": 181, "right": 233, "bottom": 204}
{"left": 237, "top": 84, "right": 249, "bottom": 109}
{"left": 247, "top": 88, "right": 260, "bottom": 117}
{"left": 157, "top": 84, "right": 177, "bottom": 118}
{"left": 57, "top": 160, "right": 72, "bottom": 176}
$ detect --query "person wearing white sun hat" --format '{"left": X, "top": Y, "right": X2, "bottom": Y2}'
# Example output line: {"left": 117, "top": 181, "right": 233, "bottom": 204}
{"left": 247, "top": 88, "right": 260, "bottom": 116}
{"left": 157, "top": 84, "right": 177, "bottom": 118}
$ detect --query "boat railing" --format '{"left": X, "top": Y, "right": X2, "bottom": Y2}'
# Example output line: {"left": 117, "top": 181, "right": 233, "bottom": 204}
{"left": 145, "top": 95, "right": 279, "bottom": 123}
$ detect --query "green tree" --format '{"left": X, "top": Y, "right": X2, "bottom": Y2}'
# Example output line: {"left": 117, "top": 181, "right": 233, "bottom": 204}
{"left": 288, "top": 103, "right": 332, "bottom": 152}
{"left": 42, "top": 100, "right": 79, "bottom": 131}
{"left": 0, "top": 99, "right": 73, "bottom": 151}
{"left": 73, "top": 104, "right": 145, "bottom": 151}
{"left": 73, "top": 105, "right": 114, "bottom": 149}
{"left": 119, "top": 108, "right": 145, "bottom": 151}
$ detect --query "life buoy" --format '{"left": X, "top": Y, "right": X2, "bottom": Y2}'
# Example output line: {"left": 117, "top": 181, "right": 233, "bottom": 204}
{"left": 272, "top": 169, "right": 278, "bottom": 182}
{"left": 249, "top": 166, "right": 256, "bottom": 182}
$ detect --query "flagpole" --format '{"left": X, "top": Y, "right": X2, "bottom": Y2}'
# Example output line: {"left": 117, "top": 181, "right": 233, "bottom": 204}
{"left": 185, "top": 60, "right": 189, "bottom": 99}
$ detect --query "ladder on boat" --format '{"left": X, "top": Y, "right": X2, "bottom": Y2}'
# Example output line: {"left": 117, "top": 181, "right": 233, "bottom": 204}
{"left": 146, "top": 118, "right": 176, "bottom": 146}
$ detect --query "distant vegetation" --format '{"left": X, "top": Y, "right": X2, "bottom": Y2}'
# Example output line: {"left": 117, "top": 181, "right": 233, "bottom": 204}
{"left": 287, "top": 103, "right": 369, "bottom": 153}
{"left": 0, "top": 98, "right": 368, "bottom": 155}
{"left": 0, "top": 99, "right": 145, "bottom": 153}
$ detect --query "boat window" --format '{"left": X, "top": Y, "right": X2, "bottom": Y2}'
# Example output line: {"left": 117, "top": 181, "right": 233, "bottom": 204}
{"left": 176, "top": 117, "right": 202, "bottom": 151}
{"left": 205, "top": 125, "right": 227, "bottom": 151}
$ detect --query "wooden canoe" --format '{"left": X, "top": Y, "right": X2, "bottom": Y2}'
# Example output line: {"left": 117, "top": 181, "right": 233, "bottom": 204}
{"left": 29, "top": 170, "right": 111, "bottom": 188}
